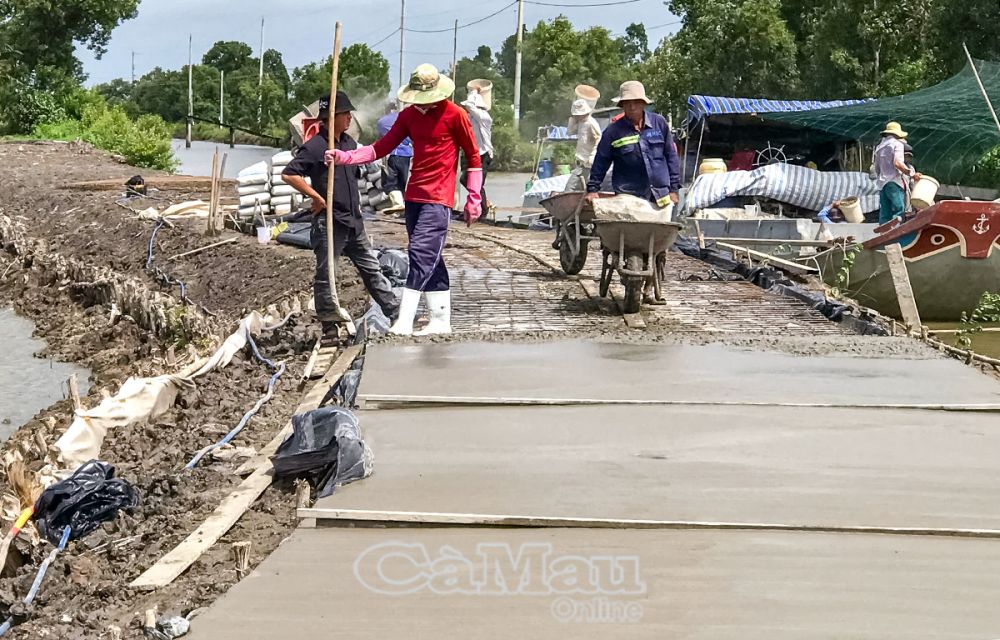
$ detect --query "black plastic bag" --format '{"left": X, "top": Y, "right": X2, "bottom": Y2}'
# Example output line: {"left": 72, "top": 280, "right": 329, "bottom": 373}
{"left": 353, "top": 302, "right": 390, "bottom": 345}
{"left": 33, "top": 461, "right": 140, "bottom": 545}
{"left": 378, "top": 249, "right": 409, "bottom": 287}
{"left": 322, "top": 355, "right": 365, "bottom": 408}
{"left": 271, "top": 408, "right": 370, "bottom": 497}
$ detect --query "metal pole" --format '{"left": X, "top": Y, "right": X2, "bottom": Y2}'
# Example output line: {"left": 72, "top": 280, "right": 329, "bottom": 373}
{"left": 451, "top": 20, "right": 459, "bottom": 82}
{"left": 692, "top": 119, "right": 706, "bottom": 177}
{"left": 326, "top": 23, "right": 350, "bottom": 324}
{"left": 220, "top": 70, "right": 225, "bottom": 129}
{"left": 513, "top": 0, "right": 525, "bottom": 131}
{"left": 258, "top": 17, "right": 265, "bottom": 128}
{"left": 964, "top": 43, "right": 1000, "bottom": 136}
{"left": 131, "top": 51, "right": 136, "bottom": 85}
{"left": 186, "top": 35, "right": 193, "bottom": 149}
{"left": 399, "top": 0, "right": 406, "bottom": 90}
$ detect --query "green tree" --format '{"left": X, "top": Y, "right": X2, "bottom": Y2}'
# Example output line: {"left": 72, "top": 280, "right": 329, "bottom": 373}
{"left": 202, "top": 41, "right": 255, "bottom": 74}
{"left": 619, "top": 23, "right": 650, "bottom": 66}
{"left": 290, "top": 45, "right": 391, "bottom": 108}
{"left": 644, "top": 0, "right": 800, "bottom": 114}
{"left": 264, "top": 49, "right": 291, "bottom": 98}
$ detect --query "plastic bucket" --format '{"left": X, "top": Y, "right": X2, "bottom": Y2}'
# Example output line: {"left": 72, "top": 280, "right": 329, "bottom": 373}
{"left": 575, "top": 84, "right": 600, "bottom": 109}
{"left": 911, "top": 175, "right": 940, "bottom": 211}
{"left": 839, "top": 196, "right": 864, "bottom": 223}
{"left": 699, "top": 158, "right": 727, "bottom": 175}
{"left": 257, "top": 226, "right": 271, "bottom": 245}
{"left": 538, "top": 160, "right": 554, "bottom": 179}
{"left": 467, "top": 79, "right": 493, "bottom": 111}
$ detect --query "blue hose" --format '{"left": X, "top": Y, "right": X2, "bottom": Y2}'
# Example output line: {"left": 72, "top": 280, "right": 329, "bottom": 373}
{"left": 0, "top": 526, "right": 72, "bottom": 636}
{"left": 145, "top": 219, "right": 214, "bottom": 317}
{"left": 185, "top": 332, "right": 286, "bottom": 470}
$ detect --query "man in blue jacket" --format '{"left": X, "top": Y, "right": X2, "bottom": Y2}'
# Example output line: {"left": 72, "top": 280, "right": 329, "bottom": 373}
{"left": 587, "top": 80, "right": 681, "bottom": 303}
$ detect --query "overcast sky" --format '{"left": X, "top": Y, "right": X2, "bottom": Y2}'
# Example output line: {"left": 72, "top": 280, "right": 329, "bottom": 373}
{"left": 79, "top": 0, "right": 679, "bottom": 88}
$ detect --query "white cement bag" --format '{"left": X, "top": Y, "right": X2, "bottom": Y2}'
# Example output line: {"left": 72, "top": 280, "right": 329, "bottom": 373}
{"left": 271, "top": 195, "right": 293, "bottom": 206}
{"left": 272, "top": 150, "right": 294, "bottom": 165}
{"left": 271, "top": 185, "right": 298, "bottom": 197}
{"left": 239, "top": 185, "right": 270, "bottom": 196}
{"left": 240, "top": 192, "right": 271, "bottom": 207}
{"left": 273, "top": 204, "right": 293, "bottom": 216}
{"left": 237, "top": 174, "right": 269, "bottom": 187}
{"left": 272, "top": 165, "right": 288, "bottom": 176}
{"left": 238, "top": 161, "right": 268, "bottom": 178}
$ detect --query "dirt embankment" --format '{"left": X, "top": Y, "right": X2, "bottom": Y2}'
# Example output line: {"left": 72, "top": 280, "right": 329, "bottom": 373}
{"left": 0, "top": 141, "right": 372, "bottom": 638}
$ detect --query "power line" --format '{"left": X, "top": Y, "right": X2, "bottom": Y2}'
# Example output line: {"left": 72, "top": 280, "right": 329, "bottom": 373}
{"left": 525, "top": 0, "right": 642, "bottom": 5}
{"left": 405, "top": 1, "right": 517, "bottom": 34}
{"left": 370, "top": 28, "right": 402, "bottom": 48}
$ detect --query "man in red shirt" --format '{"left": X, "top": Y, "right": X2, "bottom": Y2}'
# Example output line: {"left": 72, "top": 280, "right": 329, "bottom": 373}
{"left": 328, "top": 63, "right": 482, "bottom": 336}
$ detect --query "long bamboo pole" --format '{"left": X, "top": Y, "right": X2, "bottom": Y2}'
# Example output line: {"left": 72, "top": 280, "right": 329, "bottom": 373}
{"left": 963, "top": 43, "right": 1000, "bottom": 136}
{"left": 325, "top": 23, "right": 350, "bottom": 324}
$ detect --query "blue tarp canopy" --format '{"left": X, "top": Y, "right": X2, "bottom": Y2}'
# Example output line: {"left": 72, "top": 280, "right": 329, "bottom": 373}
{"left": 687, "top": 95, "right": 869, "bottom": 126}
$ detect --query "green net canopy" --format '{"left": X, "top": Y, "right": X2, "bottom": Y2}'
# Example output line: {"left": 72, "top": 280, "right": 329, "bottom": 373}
{"left": 765, "top": 60, "right": 1000, "bottom": 183}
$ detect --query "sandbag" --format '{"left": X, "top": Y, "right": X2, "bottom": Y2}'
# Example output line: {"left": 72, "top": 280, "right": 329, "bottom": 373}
{"left": 239, "top": 192, "right": 271, "bottom": 207}
{"left": 271, "top": 165, "right": 288, "bottom": 176}
{"left": 238, "top": 161, "right": 268, "bottom": 178}
{"left": 271, "top": 185, "right": 298, "bottom": 197}
{"left": 271, "top": 150, "right": 294, "bottom": 165}
{"left": 33, "top": 461, "right": 140, "bottom": 544}
{"left": 273, "top": 205, "right": 293, "bottom": 216}
{"left": 271, "top": 195, "right": 293, "bottom": 205}
{"left": 237, "top": 174, "right": 269, "bottom": 187}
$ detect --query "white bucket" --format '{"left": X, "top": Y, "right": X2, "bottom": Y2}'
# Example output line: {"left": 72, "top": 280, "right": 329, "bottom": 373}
{"left": 911, "top": 176, "right": 940, "bottom": 211}
{"left": 575, "top": 84, "right": 600, "bottom": 110}
{"left": 467, "top": 79, "right": 493, "bottom": 111}
{"left": 257, "top": 226, "right": 271, "bottom": 245}
{"left": 839, "top": 196, "right": 864, "bottom": 223}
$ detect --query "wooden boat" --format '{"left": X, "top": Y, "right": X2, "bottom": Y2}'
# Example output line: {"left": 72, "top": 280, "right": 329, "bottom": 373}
{"left": 816, "top": 200, "right": 1000, "bottom": 321}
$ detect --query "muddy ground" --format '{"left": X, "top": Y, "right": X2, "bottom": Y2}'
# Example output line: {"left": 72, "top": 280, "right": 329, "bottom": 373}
{"left": 0, "top": 141, "right": 380, "bottom": 639}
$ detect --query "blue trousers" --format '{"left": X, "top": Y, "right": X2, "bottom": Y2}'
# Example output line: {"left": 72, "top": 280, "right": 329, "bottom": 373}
{"left": 404, "top": 202, "right": 450, "bottom": 292}
{"left": 879, "top": 182, "right": 906, "bottom": 224}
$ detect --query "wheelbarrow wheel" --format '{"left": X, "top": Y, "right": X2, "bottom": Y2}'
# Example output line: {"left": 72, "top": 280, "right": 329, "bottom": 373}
{"left": 599, "top": 250, "right": 614, "bottom": 298}
{"left": 559, "top": 223, "right": 589, "bottom": 275}
{"left": 622, "top": 252, "right": 644, "bottom": 314}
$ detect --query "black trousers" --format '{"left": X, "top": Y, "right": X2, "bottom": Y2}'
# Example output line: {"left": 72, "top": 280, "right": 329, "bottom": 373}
{"left": 383, "top": 155, "right": 411, "bottom": 194}
{"left": 311, "top": 217, "right": 397, "bottom": 322}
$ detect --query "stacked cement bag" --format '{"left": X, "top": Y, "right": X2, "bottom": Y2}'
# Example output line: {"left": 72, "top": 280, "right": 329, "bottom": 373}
{"left": 359, "top": 162, "right": 388, "bottom": 213}
{"left": 270, "top": 150, "right": 305, "bottom": 216}
{"left": 237, "top": 162, "right": 271, "bottom": 220}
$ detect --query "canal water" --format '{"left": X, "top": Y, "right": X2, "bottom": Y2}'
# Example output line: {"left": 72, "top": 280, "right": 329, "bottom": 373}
{"left": 172, "top": 140, "right": 281, "bottom": 177}
{"left": 928, "top": 322, "right": 1000, "bottom": 358}
{"left": 0, "top": 309, "right": 90, "bottom": 441}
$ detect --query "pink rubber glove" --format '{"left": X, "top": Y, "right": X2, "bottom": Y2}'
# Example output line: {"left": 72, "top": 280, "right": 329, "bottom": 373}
{"left": 464, "top": 168, "right": 483, "bottom": 226}
{"left": 324, "top": 145, "right": 376, "bottom": 166}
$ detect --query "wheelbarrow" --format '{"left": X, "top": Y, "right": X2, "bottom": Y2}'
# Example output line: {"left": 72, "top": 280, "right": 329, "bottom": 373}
{"left": 539, "top": 191, "right": 612, "bottom": 275}
{"left": 594, "top": 219, "right": 684, "bottom": 313}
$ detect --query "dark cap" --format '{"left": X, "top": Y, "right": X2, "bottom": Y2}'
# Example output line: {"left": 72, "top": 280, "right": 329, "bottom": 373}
{"left": 318, "top": 91, "right": 356, "bottom": 115}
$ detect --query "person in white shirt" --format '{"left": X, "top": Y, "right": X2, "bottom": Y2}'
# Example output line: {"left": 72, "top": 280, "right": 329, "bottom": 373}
{"left": 461, "top": 91, "right": 493, "bottom": 217}
{"left": 873, "top": 121, "right": 921, "bottom": 224}
{"left": 565, "top": 98, "right": 602, "bottom": 192}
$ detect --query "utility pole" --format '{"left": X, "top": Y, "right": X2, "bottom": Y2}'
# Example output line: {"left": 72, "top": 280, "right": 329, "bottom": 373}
{"left": 399, "top": 0, "right": 406, "bottom": 89}
{"left": 257, "top": 17, "right": 265, "bottom": 128}
{"left": 220, "top": 70, "right": 225, "bottom": 129}
{"left": 513, "top": 0, "right": 525, "bottom": 131}
{"left": 451, "top": 20, "right": 459, "bottom": 83}
{"left": 186, "top": 35, "right": 193, "bottom": 149}
{"left": 131, "top": 51, "right": 136, "bottom": 85}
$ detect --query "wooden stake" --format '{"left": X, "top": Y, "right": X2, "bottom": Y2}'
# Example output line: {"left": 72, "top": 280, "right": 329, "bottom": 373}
{"left": 885, "top": 243, "right": 921, "bottom": 331}
{"left": 232, "top": 541, "right": 251, "bottom": 579}
{"left": 207, "top": 149, "right": 219, "bottom": 236}
{"left": 215, "top": 153, "right": 229, "bottom": 235}
{"left": 168, "top": 238, "right": 237, "bottom": 261}
{"left": 67, "top": 374, "right": 82, "bottom": 412}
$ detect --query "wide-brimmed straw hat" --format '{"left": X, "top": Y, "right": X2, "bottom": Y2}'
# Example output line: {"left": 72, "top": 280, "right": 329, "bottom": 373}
{"left": 882, "top": 121, "right": 908, "bottom": 138}
{"left": 613, "top": 80, "right": 652, "bottom": 105}
{"left": 397, "top": 64, "right": 455, "bottom": 105}
{"left": 570, "top": 98, "right": 593, "bottom": 116}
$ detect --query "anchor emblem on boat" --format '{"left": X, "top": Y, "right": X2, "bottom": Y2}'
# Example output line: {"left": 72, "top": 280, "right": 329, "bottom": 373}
{"left": 972, "top": 214, "right": 990, "bottom": 235}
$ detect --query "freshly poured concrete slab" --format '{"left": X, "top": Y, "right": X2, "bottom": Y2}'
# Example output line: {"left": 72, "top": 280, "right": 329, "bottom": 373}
{"left": 357, "top": 341, "right": 1000, "bottom": 406}
{"left": 187, "top": 527, "right": 1000, "bottom": 639}
{"left": 317, "top": 404, "right": 1000, "bottom": 530}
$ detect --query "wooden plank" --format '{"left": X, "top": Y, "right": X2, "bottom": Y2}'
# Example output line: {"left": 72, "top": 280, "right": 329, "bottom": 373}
{"left": 168, "top": 237, "right": 237, "bottom": 261}
{"left": 129, "top": 344, "right": 364, "bottom": 590}
{"left": 716, "top": 242, "right": 819, "bottom": 274}
{"left": 357, "top": 393, "right": 1000, "bottom": 413}
{"left": 297, "top": 507, "right": 1000, "bottom": 540}
{"left": 609, "top": 290, "right": 646, "bottom": 329}
{"left": 885, "top": 243, "right": 922, "bottom": 330}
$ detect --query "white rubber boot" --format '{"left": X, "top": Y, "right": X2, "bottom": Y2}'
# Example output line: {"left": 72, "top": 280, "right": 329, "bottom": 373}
{"left": 414, "top": 290, "right": 452, "bottom": 336}
{"left": 387, "top": 190, "right": 405, "bottom": 212}
{"left": 389, "top": 288, "right": 421, "bottom": 335}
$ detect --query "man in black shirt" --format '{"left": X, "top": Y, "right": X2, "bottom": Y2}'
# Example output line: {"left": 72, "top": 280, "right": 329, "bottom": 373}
{"left": 283, "top": 92, "right": 398, "bottom": 338}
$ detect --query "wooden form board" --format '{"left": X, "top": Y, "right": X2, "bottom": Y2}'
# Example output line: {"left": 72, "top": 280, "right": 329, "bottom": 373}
{"left": 884, "top": 243, "right": 922, "bottom": 330}
{"left": 129, "top": 345, "right": 363, "bottom": 590}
